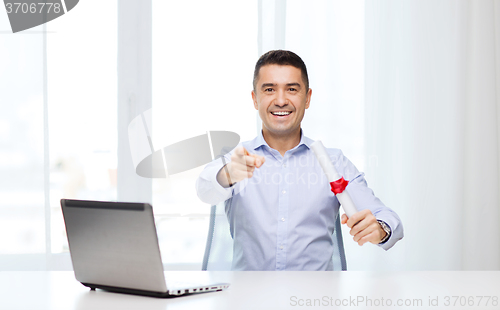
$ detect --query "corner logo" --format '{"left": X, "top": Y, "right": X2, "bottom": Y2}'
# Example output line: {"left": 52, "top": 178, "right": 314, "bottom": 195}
{"left": 4, "top": 0, "right": 79, "bottom": 33}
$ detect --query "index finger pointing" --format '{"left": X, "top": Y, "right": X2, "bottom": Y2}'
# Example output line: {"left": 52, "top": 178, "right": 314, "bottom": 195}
{"left": 251, "top": 154, "right": 266, "bottom": 168}
{"left": 234, "top": 146, "right": 248, "bottom": 157}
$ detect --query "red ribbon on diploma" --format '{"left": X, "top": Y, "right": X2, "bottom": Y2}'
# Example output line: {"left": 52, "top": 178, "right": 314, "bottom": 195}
{"left": 330, "top": 177, "right": 349, "bottom": 195}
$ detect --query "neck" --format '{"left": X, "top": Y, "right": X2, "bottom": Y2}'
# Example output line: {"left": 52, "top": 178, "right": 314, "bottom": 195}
{"left": 262, "top": 128, "right": 302, "bottom": 156}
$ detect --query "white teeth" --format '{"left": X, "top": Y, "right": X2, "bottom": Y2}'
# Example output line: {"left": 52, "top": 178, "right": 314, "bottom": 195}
{"left": 272, "top": 111, "right": 291, "bottom": 116}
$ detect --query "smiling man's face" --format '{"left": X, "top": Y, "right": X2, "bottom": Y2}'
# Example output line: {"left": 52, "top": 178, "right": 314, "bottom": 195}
{"left": 252, "top": 64, "right": 312, "bottom": 140}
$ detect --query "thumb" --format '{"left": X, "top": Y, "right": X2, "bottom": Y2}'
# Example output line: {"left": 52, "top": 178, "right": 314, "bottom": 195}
{"left": 341, "top": 214, "right": 348, "bottom": 224}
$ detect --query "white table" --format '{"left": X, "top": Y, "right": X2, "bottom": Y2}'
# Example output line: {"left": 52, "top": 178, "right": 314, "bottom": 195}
{"left": 1, "top": 271, "right": 499, "bottom": 309}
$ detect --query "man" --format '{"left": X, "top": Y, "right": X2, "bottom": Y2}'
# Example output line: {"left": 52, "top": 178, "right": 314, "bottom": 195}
{"left": 196, "top": 50, "right": 403, "bottom": 271}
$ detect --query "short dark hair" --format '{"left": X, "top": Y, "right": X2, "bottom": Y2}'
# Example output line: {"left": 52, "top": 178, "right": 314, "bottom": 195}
{"left": 253, "top": 50, "right": 309, "bottom": 91}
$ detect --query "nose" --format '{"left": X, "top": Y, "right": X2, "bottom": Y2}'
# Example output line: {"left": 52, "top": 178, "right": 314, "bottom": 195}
{"left": 275, "top": 89, "right": 287, "bottom": 107}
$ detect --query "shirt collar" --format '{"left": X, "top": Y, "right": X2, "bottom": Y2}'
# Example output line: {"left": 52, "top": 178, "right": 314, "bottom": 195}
{"left": 248, "top": 129, "right": 313, "bottom": 152}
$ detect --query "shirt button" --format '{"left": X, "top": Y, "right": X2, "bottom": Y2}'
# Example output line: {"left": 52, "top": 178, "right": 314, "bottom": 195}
{"left": 283, "top": 164, "right": 286, "bottom": 168}
{"left": 280, "top": 245, "right": 284, "bottom": 250}
{"left": 281, "top": 218, "right": 285, "bottom": 222}
{"left": 282, "top": 190, "right": 286, "bottom": 194}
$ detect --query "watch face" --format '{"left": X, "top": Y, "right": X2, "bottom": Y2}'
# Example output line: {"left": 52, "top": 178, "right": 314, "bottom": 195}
{"left": 378, "top": 220, "right": 390, "bottom": 232}
{"left": 377, "top": 220, "right": 391, "bottom": 243}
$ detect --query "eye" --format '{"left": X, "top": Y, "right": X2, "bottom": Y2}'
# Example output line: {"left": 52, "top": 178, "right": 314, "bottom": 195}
{"left": 288, "top": 87, "right": 297, "bottom": 92}
{"left": 264, "top": 88, "right": 274, "bottom": 92}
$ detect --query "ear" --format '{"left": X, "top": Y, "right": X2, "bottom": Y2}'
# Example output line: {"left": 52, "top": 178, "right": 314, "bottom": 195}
{"left": 251, "top": 90, "right": 258, "bottom": 110}
{"left": 305, "top": 88, "right": 312, "bottom": 109}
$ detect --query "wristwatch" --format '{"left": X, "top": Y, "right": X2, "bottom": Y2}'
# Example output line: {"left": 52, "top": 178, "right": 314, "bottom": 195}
{"left": 377, "top": 220, "right": 391, "bottom": 244}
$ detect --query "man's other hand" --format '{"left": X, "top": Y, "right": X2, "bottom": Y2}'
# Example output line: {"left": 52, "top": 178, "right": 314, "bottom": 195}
{"left": 341, "top": 209, "right": 387, "bottom": 246}
{"left": 217, "top": 146, "right": 265, "bottom": 188}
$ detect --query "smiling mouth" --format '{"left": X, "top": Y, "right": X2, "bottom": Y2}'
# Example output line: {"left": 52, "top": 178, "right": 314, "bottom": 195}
{"left": 271, "top": 111, "right": 292, "bottom": 116}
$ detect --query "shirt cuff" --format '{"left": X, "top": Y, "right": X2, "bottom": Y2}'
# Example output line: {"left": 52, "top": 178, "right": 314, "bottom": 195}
{"left": 375, "top": 215, "right": 400, "bottom": 251}
{"left": 207, "top": 164, "right": 234, "bottom": 199}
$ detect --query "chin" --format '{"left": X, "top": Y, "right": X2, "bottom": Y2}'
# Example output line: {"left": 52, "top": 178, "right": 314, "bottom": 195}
{"left": 265, "top": 127, "right": 298, "bottom": 137}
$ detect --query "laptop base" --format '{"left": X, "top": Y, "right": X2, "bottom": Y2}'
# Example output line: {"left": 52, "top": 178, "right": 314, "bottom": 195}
{"left": 81, "top": 282, "right": 228, "bottom": 298}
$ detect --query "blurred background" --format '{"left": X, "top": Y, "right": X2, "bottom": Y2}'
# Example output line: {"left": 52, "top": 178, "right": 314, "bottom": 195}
{"left": 0, "top": 0, "right": 499, "bottom": 271}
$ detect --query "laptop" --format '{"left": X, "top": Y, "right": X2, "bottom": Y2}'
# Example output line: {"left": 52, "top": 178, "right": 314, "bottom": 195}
{"left": 60, "top": 199, "right": 230, "bottom": 297}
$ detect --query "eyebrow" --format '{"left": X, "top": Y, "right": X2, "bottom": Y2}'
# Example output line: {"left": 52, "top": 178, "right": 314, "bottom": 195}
{"left": 260, "top": 82, "right": 302, "bottom": 89}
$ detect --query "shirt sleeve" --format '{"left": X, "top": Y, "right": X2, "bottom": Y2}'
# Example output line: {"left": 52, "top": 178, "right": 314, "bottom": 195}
{"left": 335, "top": 150, "right": 404, "bottom": 250}
{"left": 195, "top": 154, "right": 234, "bottom": 206}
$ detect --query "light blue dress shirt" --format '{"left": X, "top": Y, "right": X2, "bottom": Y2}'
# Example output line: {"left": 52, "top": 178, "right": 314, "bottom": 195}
{"left": 196, "top": 131, "right": 403, "bottom": 271}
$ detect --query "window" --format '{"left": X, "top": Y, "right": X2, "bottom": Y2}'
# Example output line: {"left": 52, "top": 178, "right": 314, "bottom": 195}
{"left": 0, "top": 23, "right": 46, "bottom": 256}
{"left": 152, "top": 0, "right": 258, "bottom": 268}
{"left": 0, "top": 0, "right": 117, "bottom": 269}
{"left": 46, "top": 0, "right": 118, "bottom": 254}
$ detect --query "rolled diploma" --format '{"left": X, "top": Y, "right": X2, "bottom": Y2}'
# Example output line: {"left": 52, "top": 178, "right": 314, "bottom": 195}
{"left": 310, "top": 140, "right": 358, "bottom": 218}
